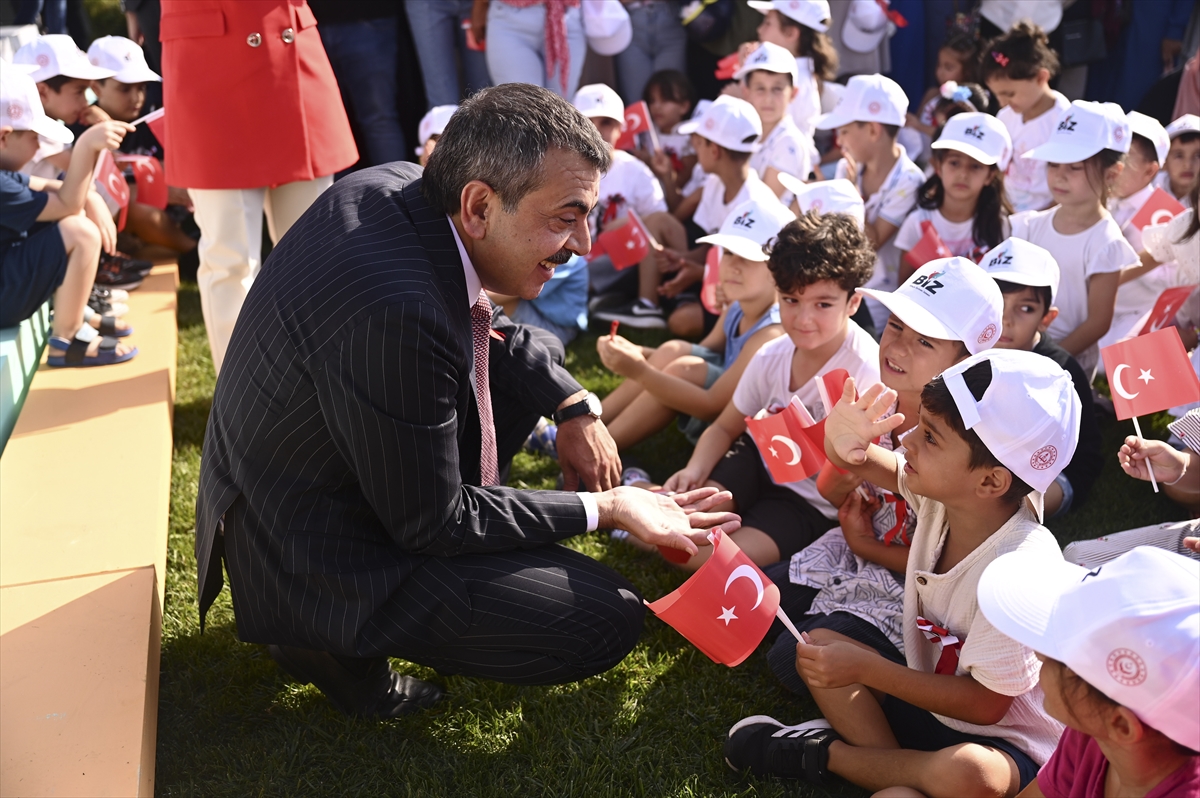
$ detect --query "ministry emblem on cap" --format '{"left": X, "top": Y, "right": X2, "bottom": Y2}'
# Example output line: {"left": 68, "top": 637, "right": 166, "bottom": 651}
{"left": 704, "top": 117, "right": 716, "bottom": 130}
{"left": 36, "top": 53, "right": 49, "bottom": 66}
{"left": 1029, "top": 444, "right": 1057, "bottom": 470}
{"left": 868, "top": 101, "right": 881, "bottom": 114}
{"left": 1106, "top": 648, "right": 1147, "bottom": 686}
{"left": 7, "top": 103, "right": 22, "bottom": 120}
{"left": 977, "top": 323, "right": 997, "bottom": 344}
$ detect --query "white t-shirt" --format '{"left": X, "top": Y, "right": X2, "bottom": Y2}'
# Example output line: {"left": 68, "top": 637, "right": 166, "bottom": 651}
{"left": 896, "top": 466, "right": 1066, "bottom": 766}
{"left": 656, "top": 124, "right": 695, "bottom": 168}
{"left": 1010, "top": 207, "right": 1139, "bottom": 375}
{"left": 692, "top": 168, "right": 782, "bottom": 234}
{"left": 893, "top": 207, "right": 1011, "bottom": 265}
{"left": 590, "top": 149, "right": 667, "bottom": 238}
{"left": 750, "top": 115, "right": 816, "bottom": 204}
{"left": 789, "top": 56, "right": 822, "bottom": 141}
{"left": 732, "top": 322, "right": 880, "bottom": 518}
{"left": 837, "top": 151, "right": 925, "bottom": 331}
{"left": 1000, "top": 91, "right": 1070, "bottom": 213}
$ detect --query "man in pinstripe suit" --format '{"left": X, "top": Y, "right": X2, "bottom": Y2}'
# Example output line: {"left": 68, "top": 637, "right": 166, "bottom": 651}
{"left": 195, "top": 84, "right": 740, "bottom": 718}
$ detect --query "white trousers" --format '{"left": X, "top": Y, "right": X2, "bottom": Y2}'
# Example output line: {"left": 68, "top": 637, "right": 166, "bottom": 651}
{"left": 189, "top": 176, "right": 333, "bottom": 372}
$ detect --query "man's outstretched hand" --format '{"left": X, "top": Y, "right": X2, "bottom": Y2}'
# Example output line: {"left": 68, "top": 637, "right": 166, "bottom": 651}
{"left": 597, "top": 486, "right": 741, "bottom": 557}
{"left": 558, "top": 414, "right": 622, "bottom": 492}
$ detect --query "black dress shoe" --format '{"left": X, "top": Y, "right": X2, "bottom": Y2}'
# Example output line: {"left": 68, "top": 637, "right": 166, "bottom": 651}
{"left": 267, "top": 644, "right": 444, "bottom": 719}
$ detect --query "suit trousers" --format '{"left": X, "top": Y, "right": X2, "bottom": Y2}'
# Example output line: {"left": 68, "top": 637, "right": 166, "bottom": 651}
{"left": 190, "top": 176, "right": 333, "bottom": 372}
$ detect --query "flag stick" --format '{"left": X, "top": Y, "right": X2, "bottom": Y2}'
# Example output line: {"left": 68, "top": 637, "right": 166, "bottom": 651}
{"left": 776, "top": 606, "right": 807, "bottom": 645}
{"left": 129, "top": 107, "right": 164, "bottom": 127}
{"left": 1131, "top": 415, "right": 1159, "bottom": 493}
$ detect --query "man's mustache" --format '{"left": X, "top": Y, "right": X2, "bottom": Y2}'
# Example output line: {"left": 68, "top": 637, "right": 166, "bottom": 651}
{"left": 543, "top": 249, "right": 573, "bottom": 265}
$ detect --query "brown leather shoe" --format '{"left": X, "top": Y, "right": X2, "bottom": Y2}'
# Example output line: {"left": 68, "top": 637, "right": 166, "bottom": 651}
{"left": 267, "top": 644, "right": 443, "bottom": 718}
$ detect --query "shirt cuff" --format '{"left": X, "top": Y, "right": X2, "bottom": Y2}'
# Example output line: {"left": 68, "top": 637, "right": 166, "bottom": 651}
{"left": 577, "top": 492, "right": 599, "bottom": 532}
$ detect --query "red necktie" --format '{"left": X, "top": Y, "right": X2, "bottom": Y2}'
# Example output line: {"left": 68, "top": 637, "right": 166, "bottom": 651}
{"left": 471, "top": 291, "right": 499, "bottom": 486}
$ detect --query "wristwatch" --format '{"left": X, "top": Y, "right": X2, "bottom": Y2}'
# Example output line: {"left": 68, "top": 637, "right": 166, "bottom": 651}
{"left": 553, "top": 391, "right": 602, "bottom": 425}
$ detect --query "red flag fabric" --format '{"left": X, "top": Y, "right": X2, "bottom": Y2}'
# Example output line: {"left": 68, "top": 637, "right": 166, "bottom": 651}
{"left": 745, "top": 396, "right": 827, "bottom": 484}
{"left": 903, "top": 220, "right": 951, "bottom": 270}
{"left": 596, "top": 209, "right": 652, "bottom": 269}
{"left": 815, "top": 368, "right": 851, "bottom": 416}
{"left": 715, "top": 53, "right": 740, "bottom": 80}
{"left": 118, "top": 154, "right": 168, "bottom": 209}
{"left": 701, "top": 245, "right": 723, "bottom": 314}
{"left": 1102, "top": 327, "right": 1200, "bottom": 420}
{"left": 93, "top": 149, "right": 129, "bottom": 231}
{"left": 615, "top": 101, "right": 657, "bottom": 151}
{"left": 916, "top": 616, "right": 961, "bottom": 675}
{"left": 1130, "top": 187, "right": 1186, "bottom": 232}
{"left": 1137, "top": 284, "right": 1198, "bottom": 336}
{"left": 647, "top": 529, "right": 781, "bottom": 666}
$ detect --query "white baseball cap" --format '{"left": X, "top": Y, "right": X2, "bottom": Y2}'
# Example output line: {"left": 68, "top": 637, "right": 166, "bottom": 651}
{"left": 841, "top": 0, "right": 889, "bottom": 54}
{"left": 860, "top": 257, "right": 1003, "bottom": 353}
{"left": 1126, "top": 111, "right": 1169, "bottom": 164}
{"left": 416, "top": 104, "right": 457, "bottom": 156}
{"left": 940, "top": 348, "right": 1080, "bottom": 497}
{"left": 572, "top": 83, "right": 624, "bottom": 124}
{"left": 932, "top": 112, "right": 1013, "bottom": 171}
{"left": 778, "top": 175, "right": 865, "bottom": 228}
{"left": 979, "top": 237, "right": 1060, "bottom": 305}
{"left": 978, "top": 546, "right": 1200, "bottom": 752}
{"left": 1165, "top": 113, "right": 1200, "bottom": 140}
{"left": 678, "top": 95, "right": 762, "bottom": 153}
{"left": 87, "top": 36, "right": 160, "bottom": 84}
{"left": 815, "top": 73, "right": 908, "bottom": 130}
{"left": 582, "top": 0, "right": 632, "bottom": 56}
{"left": 747, "top": 0, "right": 831, "bottom": 32}
{"left": 1023, "top": 100, "right": 1131, "bottom": 163}
{"left": 734, "top": 41, "right": 800, "bottom": 87}
{"left": 14, "top": 34, "right": 115, "bottom": 83}
{"left": 0, "top": 69, "right": 74, "bottom": 145}
{"left": 697, "top": 197, "right": 796, "bottom": 262}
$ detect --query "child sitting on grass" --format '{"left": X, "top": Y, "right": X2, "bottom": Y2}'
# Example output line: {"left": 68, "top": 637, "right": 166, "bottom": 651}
{"left": 977, "top": 546, "right": 1199, "bottom": 797}
{"left": 1155, "top": 115, "right": 1199, "bottom": 205}
{"left": 981, "top": 237, "right": 1101, "bottom": 518}
{"left": 0, "top": 70, "right": 137, "bottom": 367}
{"left": 657, "top": 210, "right": 878, "bottom": 570}
{"left": 763, "top": 255, "right": 1003, "bottom": 698}
{"left": 81, "top": 35, "right": 195, "bottom": 255}
{"left": 817, "top": 74, "right": 924, "bottom": 334}
{"left": 725, "top": 348, "right": 1082, "bottom": 797}
{"left": 595, "top": 197, "right": 791, "bottom": 451}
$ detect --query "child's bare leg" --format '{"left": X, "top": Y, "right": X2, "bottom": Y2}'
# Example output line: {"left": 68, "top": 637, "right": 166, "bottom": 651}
{"left": 637, "top": 211, "right": 688, "bottom": 304}
{"left": 602, "top": 339, "right": 695, "bottom": 420}
{"left": 53, "top": 215, "right": 134, "bottom": 357}
{"left": 801, "top": 634, "right": 899, "bottom": 750}
{"left": 668, "top": 302, "right": 704, "bottom": 338}
{"left": 126, "top": 201, "right": 197, "bottom": 252}
{"left": 607, "top": 354, "right": 711, "bottom": 449}
{"left": 827, "top": 742, "right": 1019, "bottom": 797}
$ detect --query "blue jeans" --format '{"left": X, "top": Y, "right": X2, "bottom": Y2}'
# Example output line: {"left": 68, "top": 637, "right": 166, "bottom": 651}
{"left": 15, "top": 0, "right": 66, "bottom": 31}
{"left": 319, "top": 17, "right": 406, "bottom": 166}
{"left": 614, "top": 0, "right": 687, "bottom": 104}
{"left": 404, "top": 0, "right": 492, "bottom": 109}
{"left": 486, "top": 0, "right": 585, "bottom": 99}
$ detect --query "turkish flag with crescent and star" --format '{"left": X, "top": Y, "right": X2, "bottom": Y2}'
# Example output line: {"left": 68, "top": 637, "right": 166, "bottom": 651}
{"left": 595, "top": 209, "right": 653, "bottom": 269}
{"left": 647, "top": 529, "right": 781, "bottom": 666}
{"left": 903, "top": 220, "right": 952, "bottom": 270}
{"left": 117, "top": 154, "right": 168, "bottom": 209}
{"left": 93, "top": 149, "right": 129, "bottom": 230}
{"left": 615, "top": 101, "right": 657, "bottom": 151}
{"left": 1136, "top": 284, "right": 1198, "bottom": 336}
{"left": 1129, "top": 187, "right": 1186, "bottom": 232}
{"left": 745, "top": 396, "right": 827, "bottom": 484}
{"left": 1101, "top": 327, "right": 1200, "bottom": 420}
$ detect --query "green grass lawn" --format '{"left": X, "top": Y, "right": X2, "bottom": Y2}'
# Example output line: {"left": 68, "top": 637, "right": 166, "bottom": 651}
{"left": 157, "top": 280, "right": 1185, "bottom": 797}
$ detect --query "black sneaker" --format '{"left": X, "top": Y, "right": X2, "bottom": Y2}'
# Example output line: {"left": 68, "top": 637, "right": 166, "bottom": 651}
{"left": 724, "top": 715, "right": 838, "bottom": 782}
{"left": 593, "top": 298, "right": 666, "bottom": 329}
{"left": 94, "top": 254, "right": 143, "bottom": 290}
{"left": 108, "top": 250, "right": 153, "bottom": 277}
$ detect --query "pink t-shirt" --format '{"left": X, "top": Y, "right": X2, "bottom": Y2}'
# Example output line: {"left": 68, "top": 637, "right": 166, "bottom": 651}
{"left": 1037, "top": 728, "right": 1200, "bottom": 797}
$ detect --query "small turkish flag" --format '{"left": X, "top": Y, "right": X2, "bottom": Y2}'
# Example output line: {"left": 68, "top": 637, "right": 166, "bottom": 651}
{"left": 615, "top": 101, "right": 658, "bottom": 151}
{"left": 1102, "top": 327, "right": 1200, "bottom": 420}
{"left": 596, "top": 209, "right": 653, "bottom": 270}
{"left": 715, "top": 53, "right": 740, "bottom": 80}
{"left": 745, "top": 396, "right": 827, "bottom": 484}
{"left": 1136, "top": 284, "right": 1198, "bottom": 336}
{"left": 93, "top": 149, "right": 129, "bottom": 230}
{"left": 815, "top": 368, "right": 851, "bottom": 416}
{"left": 1130, "top": 187, "right": 1186, "bottom": 232}
{"left": 118, "top": 154, "right": 167, "bottom": 209}
{"left": 647, "top": 529, "right": 781, "bottom": 666}
{"left": 903, "top": 220, "right": 952, "bottom": 270}
{"left": 701, "top": 245, "right": 723, "bottom": 314}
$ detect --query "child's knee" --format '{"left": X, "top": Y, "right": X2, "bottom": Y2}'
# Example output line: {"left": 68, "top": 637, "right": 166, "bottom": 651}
{"left": 927, "top": 744, "right": 1016, "bottom": 798}
{"left": 58, "top": 215, "right": 101, "bottom": 251}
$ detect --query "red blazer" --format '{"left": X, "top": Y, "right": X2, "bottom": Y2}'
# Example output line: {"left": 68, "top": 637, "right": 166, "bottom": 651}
{"left": 160, "top": 0, "right": 358, "bottom": 189}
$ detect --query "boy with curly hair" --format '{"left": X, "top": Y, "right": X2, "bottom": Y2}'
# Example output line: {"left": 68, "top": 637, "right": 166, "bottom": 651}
{"left": 661, "top": 210, "right": 878, "bottom": 570}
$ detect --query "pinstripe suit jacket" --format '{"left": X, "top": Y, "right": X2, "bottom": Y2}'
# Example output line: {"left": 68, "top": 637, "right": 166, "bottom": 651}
{"left": 195, "top": 162, "right": 590, "bottom": 654}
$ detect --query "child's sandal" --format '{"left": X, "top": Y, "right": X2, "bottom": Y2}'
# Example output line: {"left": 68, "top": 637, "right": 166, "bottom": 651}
{"left": 47, "top": 331, "right": 138, "bottom": 368}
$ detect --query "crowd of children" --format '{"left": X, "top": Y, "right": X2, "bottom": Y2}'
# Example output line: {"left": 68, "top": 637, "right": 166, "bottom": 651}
{"left": 4, "top": 4, "right": 1198, "bottom": 795}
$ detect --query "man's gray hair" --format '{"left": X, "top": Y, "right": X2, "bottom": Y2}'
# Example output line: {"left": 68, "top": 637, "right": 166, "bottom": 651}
{"left": 422, "top": 83, "right": 612, "bottom": 215}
